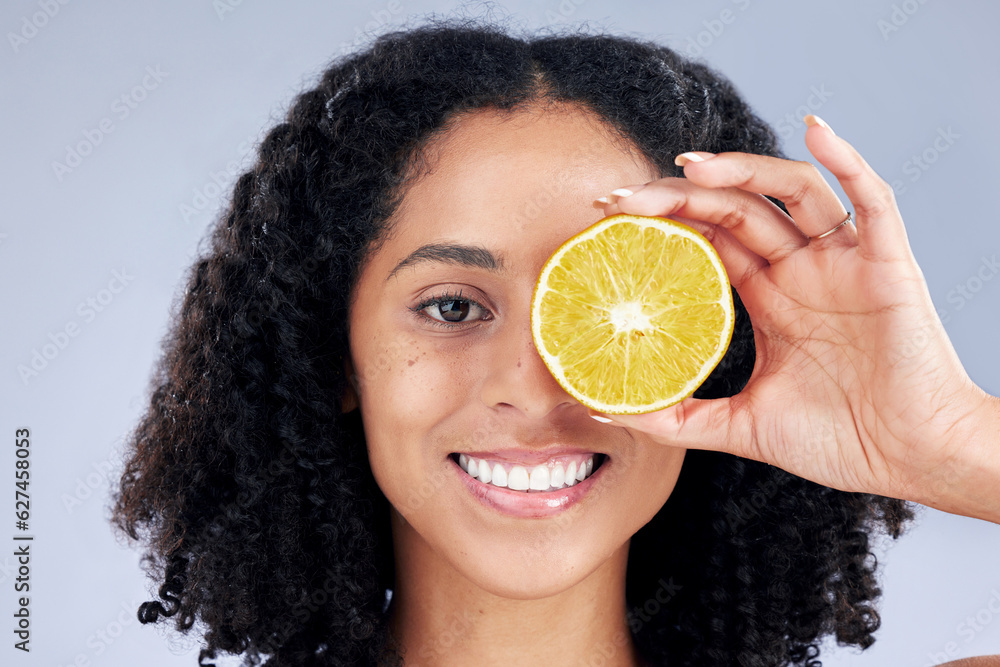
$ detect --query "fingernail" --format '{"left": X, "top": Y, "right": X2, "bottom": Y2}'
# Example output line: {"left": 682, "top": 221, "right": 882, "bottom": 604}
{"left": 674, "top": 153, "right": 715, "bottom": 167}
{"left": 588, "top": 408, "right": 614, "bottom": 423}
{"left": 596, "top": 184, "right": 646, "bottom": 205}
{"left": 804, "top": 114, "right": 835, "bottom": 136}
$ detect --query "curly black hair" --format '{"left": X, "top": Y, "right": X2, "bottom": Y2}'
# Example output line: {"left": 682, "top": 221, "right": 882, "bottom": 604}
{"left": 110, "top": 18, "right": 914, "bottom": 667}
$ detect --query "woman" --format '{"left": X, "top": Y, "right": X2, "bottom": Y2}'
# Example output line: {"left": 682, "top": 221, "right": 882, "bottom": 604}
{"left": 110, "top": 21, "right": 1000, "bottom": 667}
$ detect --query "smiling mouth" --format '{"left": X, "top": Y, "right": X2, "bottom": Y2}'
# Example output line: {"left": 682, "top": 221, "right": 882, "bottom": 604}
{"left": 449, "top": 452, "right": 607, "bottom": 492}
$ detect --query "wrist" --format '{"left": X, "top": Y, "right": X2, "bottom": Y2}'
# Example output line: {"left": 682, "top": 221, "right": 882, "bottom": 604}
{"left": 921, "top": 389, "right": 1000, "bottom": 524}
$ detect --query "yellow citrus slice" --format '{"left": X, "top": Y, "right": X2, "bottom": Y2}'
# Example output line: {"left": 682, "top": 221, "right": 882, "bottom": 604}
{"left": 531, "top": 214, "right": 734, "bottom": 415}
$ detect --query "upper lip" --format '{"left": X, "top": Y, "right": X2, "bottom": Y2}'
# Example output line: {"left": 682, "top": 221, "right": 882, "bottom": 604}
{"left": 451, "top": 447, "right": 605, "bottom": 467}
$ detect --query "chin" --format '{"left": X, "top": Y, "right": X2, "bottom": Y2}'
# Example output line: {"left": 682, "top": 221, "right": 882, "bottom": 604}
{"left": 448, "top": 528, "right": 625, "bottom": 601}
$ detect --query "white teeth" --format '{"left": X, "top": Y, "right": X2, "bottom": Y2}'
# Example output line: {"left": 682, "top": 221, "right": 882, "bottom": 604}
{"left": 491, "top": 463, "right": 507, "bottom": 487}
{"left": 549, "top": 464, "right": 565, "bottom": 488}
{"left": 565, "top": 462, "right": 577, "bottom": 486}
{"left": 456, "top": 454, "right": 600, "bottom": 492}
{"left": 507, "top": 466, "right": 530, "bottom": 491}
{"left": 529, "top": 465, "right": 550, "bottom": 490}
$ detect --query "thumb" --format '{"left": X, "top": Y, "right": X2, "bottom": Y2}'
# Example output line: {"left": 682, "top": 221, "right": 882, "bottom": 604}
{"left": 589, "top": 396, "right": 750, "bottom": 457}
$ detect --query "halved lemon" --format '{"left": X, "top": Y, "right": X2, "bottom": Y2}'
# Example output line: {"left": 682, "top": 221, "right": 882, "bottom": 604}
{"left": 530, "top": 214, "right": 734, "bottom": 415}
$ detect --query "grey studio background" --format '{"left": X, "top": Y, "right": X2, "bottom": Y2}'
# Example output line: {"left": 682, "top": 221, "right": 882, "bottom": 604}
{"left": 2, "top": 0, "right": 999, "bottom": 665}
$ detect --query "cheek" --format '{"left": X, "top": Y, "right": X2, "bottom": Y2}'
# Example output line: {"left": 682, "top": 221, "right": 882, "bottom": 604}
{"left": 354, "top": 335, "right": 479, "bottom": 494}
{"left": 360, "top": 341, "right": 470, "bottom": 426}
{"left": 616, "top": 440, "right": 687, "bottom": 525}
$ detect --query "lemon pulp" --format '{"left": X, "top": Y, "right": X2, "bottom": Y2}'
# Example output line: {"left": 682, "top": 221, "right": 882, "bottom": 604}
{"left": 530, "top": 214, "right": 734, "bottom": 414}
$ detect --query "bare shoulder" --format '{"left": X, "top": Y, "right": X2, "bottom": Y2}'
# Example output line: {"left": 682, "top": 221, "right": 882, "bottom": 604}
{"left": 938, "top": 657, "right": 1000, "bottom": 667}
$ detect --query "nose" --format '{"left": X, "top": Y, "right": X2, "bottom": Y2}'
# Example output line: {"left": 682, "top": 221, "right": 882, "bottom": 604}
{"left": 480, "top": 312, "right": 580, "bottom": 419}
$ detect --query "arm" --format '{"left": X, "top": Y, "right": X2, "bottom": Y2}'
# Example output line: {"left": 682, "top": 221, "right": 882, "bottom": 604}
{"left": 939, "top": 657, "right": 1000, "bottom": 667}
{"left": 920, "top": 392, "right": 1000, "bottom": 524}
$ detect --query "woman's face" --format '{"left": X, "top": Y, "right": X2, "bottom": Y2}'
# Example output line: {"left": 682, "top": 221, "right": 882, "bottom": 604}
{"left": 344, "top": 103, "right": 687, "bottom": 599}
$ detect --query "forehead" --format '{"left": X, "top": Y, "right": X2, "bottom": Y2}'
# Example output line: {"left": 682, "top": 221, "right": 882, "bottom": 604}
{"left": 409, "top": 103, "right": 652, "bottom": 196}
{"left": 351, "top": 103, "right": 660, "bottom": 298}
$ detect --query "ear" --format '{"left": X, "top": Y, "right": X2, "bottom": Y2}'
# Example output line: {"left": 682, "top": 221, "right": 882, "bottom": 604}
{"left": 341, "top": 356, "right": 359, "bottom": 413}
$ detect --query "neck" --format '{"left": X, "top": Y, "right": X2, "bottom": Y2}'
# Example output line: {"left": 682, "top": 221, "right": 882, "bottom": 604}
{"left": 383, "top": 508, "right": 647, "bottom": 667}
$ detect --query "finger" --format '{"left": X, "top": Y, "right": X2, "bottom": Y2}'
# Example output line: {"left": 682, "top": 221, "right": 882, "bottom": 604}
{"left": 803, "top": 116, "right": 914, "bottom": 263}
{"left": 595, "top": 190, "right": 769, "bottom": 290}
{"left": 675, "top": 149, "right": 855, "bottom": 244}
{"left": 604, "top": 176, "right": 808, "bottom": 264}
{"left": 589, "top": 395, "right": 757, "bottom": 461}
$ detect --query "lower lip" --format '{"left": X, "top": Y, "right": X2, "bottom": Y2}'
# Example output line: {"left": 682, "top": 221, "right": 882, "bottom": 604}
{"left": 451, "top": 454, "right": 608, "bottom": 518}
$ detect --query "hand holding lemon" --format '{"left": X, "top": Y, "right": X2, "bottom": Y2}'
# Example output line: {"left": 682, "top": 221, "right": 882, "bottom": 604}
{"left": 544, "top": 116, "right": 1000, "bottom": 524}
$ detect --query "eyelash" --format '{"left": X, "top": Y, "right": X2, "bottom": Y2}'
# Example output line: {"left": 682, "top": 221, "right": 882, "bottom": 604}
{"left": 409, "top": 288, "right": 493, "bottom": 329}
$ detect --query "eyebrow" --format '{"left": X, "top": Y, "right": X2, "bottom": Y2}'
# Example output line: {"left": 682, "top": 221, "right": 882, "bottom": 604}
{"left": 385, "top": 242, "right": 508, "bottom": 282}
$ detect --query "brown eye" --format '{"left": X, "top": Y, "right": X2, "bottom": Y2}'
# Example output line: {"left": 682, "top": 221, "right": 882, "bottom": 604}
{"left": 437, "top": 299, "right": 470, "bottom": 322}
{"left": 410, "top": 290, "right": 492, "bottom": 329}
